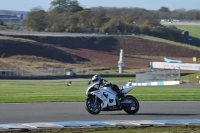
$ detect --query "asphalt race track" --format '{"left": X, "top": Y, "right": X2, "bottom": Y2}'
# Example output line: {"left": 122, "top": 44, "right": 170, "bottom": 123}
{"left": 0, "top": 101, "right": 200, "bottom": 124}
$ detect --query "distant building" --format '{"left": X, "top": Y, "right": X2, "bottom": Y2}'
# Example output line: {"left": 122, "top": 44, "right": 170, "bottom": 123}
{"left": 0, "top": 14, "right": 22, "bottom": 25}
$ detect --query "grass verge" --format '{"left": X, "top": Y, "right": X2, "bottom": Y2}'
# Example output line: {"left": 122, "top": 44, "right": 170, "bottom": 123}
{"left": 175, "top": 25, "right": 200, "bottom": 39}
{"left": 3, "top": 125, "right": 200, "bottom": 133}
{"left": 137, "top": 35, "right": 200, "bottom": 51}
{"left": 0, "top": 77, "right": 199, "bottom": 103}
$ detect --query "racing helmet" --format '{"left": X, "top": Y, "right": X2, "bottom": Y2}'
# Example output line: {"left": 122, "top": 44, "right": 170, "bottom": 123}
{"left": 92, "top": 75, "right": 102, "bottom": 84}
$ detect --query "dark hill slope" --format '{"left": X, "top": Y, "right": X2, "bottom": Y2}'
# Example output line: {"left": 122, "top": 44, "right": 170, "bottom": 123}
{"left": 6, "top": 35, "right": 200, "bottom": 57}
{"left": 1, "top": 35, "right": 200, "bottom": 70}
{"left": 0, "top": 36, "right": 88, "bottom": 63}
{"left": 115, "top": 36, "right": 200, "bottom": 57}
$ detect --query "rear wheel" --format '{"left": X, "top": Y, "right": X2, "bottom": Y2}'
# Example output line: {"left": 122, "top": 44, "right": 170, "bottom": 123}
{"left": 85, "top": 97, "right": 102, "bottom": 115}
{"left": 122, "top": 95, "right": 139, "bottom": 114}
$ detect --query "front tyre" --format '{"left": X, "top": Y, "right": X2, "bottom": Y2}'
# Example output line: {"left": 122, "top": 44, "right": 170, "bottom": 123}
{"left": 85, "top": 97, "right": 102, "bottom": 115}
{"left": 122, "top": 95, "right": 139, "bottom": 114}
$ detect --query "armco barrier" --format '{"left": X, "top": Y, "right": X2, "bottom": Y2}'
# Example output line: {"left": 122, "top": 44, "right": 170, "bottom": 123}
{"left": 0, "top": 74, "right": 136, "bottom": 80}
{"left": 0, "top": 120, "right": 200, "bottom": 131}
{"left": 132, "top": 81, "right": 180, "bottom": 86}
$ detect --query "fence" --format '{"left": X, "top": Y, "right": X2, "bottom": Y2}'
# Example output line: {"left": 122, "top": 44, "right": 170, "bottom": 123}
{"left": 136, "top": 69, "right": 180, "bottom": 83}
{"left": 0, "top": 67, "right": 93, "bottom": 77}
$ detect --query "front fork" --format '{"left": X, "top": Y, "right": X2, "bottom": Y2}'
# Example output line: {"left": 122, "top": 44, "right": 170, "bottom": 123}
{"left": 87, "top": 94, "right": 98, "bottom": 107}
{"left": 87, "top": 94, "right": 103, "bottom": 109}
{"left": 93, "top": 95, "right": 103, "bottom": 110}
{"left": 94, "top": 95, "right": 97, "bottom": 105}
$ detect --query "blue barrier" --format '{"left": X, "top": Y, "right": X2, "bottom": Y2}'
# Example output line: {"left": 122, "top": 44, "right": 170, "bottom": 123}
{"left": 132, "top": 81, "right": 180, "bottom": 86}
{"left": 0, "top": 126, "right": 8, "bottom": 130}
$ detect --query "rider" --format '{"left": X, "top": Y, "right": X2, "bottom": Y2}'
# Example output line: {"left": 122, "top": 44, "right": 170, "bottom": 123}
{"left": 91, "top": 75, "right": 124, "bottom": 98}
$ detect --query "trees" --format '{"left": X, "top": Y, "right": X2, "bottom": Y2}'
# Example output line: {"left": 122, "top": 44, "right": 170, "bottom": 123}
{"left": 49, "top": 0, "right": 83, "bottom": 13}
{"left": 157, "top": 7, "right": 171, "bottom": 19}
{"left": 158, "top": 6, "right": 170, "bottom": 12}
{"left": 185, "top": 10, "right": 200, "bottom": 20}
{"left": 119, "top": 14, "right": 138, "bottom": 25}
{"left": 90, "top": 7, "right": 109, "bottom": 33}
{"left": 140, "top": 26, "right": 150, "bottom": 35}
{"left": 23, "top": 2, "right": 198, "bottom": 43}
{"left": 44, "top": 0, "right": 84, "bottom": 32}
{"left": 25, "top": 7, "right": 47, "bottom": 31}
{"left": 100, "top": 18, "right": 122, "bottom": 34}
{"left": 170, "top": 9, "right": 186, "bottom": 19}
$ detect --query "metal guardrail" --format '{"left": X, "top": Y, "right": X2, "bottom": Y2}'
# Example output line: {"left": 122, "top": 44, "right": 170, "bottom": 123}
{"left": 0, "top": 67, "right": 94, "bottom": 77}
{"left": 136, "top": 69, "right": 180, "bottom": 83}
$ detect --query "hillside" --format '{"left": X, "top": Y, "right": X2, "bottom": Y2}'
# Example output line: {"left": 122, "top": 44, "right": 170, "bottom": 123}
{"left": 0, "top": 34, "right": 200, "bottom": 73}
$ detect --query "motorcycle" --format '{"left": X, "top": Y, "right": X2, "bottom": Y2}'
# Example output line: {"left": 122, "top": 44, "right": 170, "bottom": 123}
{"left": 85, "top": 80, "right": 139, "bottom": 115}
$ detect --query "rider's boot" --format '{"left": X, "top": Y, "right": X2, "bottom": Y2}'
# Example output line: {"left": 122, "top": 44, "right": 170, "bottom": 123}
{"left": 117, "top": 91, "right": 125, "bottom": 100}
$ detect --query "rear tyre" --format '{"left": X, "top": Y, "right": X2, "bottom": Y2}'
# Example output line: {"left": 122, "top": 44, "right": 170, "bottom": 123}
{"left": 122, "top": 95, "right": 139, "bottom": 114}
{"left": 85, "top": 97, "right": 102, "bottom": 115}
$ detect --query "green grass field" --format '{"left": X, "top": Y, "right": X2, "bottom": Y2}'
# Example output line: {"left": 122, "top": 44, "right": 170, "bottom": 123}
{"left": 139, "top": 25, "right": 200, "bottom": 48}
{"left": 137, "top": 35, "right": 200, "bottom": 51}
{"left": 181, "top": 72, "right": 200, "bottom": 82}
{"left": 175, "top": 25, "right": 200, "bottom": 39}
{"left": 175, "top": 25, "right": 200, "bottom": 46}
{"left": 0, "top": 77, "right": 199, "bottom": 103}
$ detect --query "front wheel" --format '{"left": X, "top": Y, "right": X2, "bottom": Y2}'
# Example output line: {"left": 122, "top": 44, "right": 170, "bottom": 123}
{"left": 85, "top": 97, "right": 102, "bottom": 115}
{"left": 122, "top": 95, "right": 139, "bottom": 114}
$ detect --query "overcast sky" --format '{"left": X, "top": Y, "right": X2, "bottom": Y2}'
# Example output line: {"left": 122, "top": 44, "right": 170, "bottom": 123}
{"left": 0, "top": 0, "right": 199, "bottom": 11}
